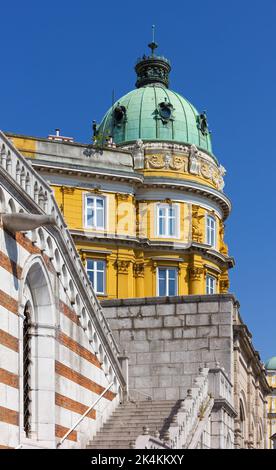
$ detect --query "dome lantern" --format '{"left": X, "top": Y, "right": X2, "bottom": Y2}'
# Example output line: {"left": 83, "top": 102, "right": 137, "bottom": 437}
{"left": 135, "top": 27, "right": 171, "bottom": 89}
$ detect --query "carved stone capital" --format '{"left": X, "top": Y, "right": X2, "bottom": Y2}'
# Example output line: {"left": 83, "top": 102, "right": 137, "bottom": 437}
{"left": 116, "top": 260, "right": 130, "bottom": 274}
{"left": 116, "top": 193, "right": 132, "bottom": 202}
{"left": 133, "top": 263, "right": 145, "bottom": 278}
{"left": 220, "top": 278, "right": 230, "bottom": 293}
{"left": 189, "top": 266, "right": 204, "bottom": 281}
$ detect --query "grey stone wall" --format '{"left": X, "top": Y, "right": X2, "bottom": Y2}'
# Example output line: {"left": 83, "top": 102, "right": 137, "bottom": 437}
{"left": 102, "top": 294, "right": 235, "bottom": 400}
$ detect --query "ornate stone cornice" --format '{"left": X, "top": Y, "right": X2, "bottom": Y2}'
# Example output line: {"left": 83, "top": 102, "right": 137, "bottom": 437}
{"left": 31, "top": 160, "right": 143, "bottom": 184}
{"left": 233, "top": 324, "right": 270, "bottom": 395}
{"left": 140, "top": 177, "right": 231, "bottom": 220}
{"left": 212, "top": 398, "right": 237, "bottom": 418}
{"left": 70, "top": 230, "right": 233, "bottom": 269}
{"left": 30, "top": 163, "right": 231, "bottom": 220}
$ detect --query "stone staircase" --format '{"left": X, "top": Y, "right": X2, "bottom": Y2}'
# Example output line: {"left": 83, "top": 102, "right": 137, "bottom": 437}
{"left": 87, "top": 400, "right": 181, "bottom": 449}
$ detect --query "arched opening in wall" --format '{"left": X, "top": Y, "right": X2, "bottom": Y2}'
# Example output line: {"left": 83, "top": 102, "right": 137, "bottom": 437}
{"left": 6, "top": 151, "right": 12, "bottom": 173}
{"left": 226, "top": 432, "right": 232, "bottom": 449}
{"left": 23, "top": 302, "right": 32, "bottom": 437}
{"left": 54, "top": 249, "right": 61, "bottom": 275}
{"left": 240, "top": 399, "right": 246, "bottom": 448}
{"left": 0, "top": 187, "right": 6, "bottom": 213}
{"left": 26, "top": 173, "right": 31, "bottom": 195}
{"left": 8, "top": 198, "right": 16, "bottom": 213}
{"left": 20, "top": 258, "right": 55, "bottom": 445}
{"left": 257, "top": 422, "right": 264, "bottom": 449}
{"left": 38, "top": 228, "right": 46, "bottom": 252}
{"left": 251, "top": 421, "right": 255, "bottom": 448}
{"left": 68, "top": 280, "right": 75, "bottom": 305}
{"left": 46, "top": 236, "right": 54, "bottom": 260}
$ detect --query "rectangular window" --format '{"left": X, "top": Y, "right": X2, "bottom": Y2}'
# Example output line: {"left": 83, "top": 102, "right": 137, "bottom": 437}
{"left": 158, "top": 268, "right": 177, "bottom": 296}
{"left": 85, "top": 195, "right": 105, "bottom": 229}
{"left": 206, "top": 214, "right": 216, "bottom": 247}
{"left": 157, "top": 204, "right": 178, "bottom": 237}
{"left": 206, "top": 275, "right": 216, "bottom": 294}
{"left": 87, "top": 259, "right": 105, "bottom": 294}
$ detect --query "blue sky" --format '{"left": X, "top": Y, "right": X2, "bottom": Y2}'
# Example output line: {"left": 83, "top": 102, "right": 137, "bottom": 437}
{"left": 1, "top": 0, "right": 275, "bottom": 361}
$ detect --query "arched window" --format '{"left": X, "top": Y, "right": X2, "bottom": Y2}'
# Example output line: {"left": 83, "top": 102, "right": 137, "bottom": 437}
{"left": 240, "top": 399, "right": 246, "bottom": 448}
{"left": 20, "top": 258, "right": 55, "bottom": 445}
{"left": 23, "top": 303, "right": 32, "bottom": 437}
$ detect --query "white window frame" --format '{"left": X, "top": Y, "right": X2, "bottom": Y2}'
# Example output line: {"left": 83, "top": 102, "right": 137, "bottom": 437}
{"left": 84, "top": 194, "right": 106, "bottom": 230}
{"left": 157, "top": 267, "right": 178, "bottom": 296}
{"left": 156, "top": 203, "right": 179, "bottom": 238}
{"left": 86, "top": 259, "right": 106, "bottom": 295}
{"left": 206, "top": 274, "right": 216, "bottom": 294}
{"left": 206, "top": 214, "right": 216, "bottom": 248}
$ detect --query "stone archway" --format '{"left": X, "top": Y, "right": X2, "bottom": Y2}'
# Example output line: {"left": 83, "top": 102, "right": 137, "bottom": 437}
{"left": 19, "top": 256, "right": 56, "bottom": 448}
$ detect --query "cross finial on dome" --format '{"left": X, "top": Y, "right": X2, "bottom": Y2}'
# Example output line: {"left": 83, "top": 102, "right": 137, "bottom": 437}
{"left": 148, "top": 25, "right": 158, "bottom": 56}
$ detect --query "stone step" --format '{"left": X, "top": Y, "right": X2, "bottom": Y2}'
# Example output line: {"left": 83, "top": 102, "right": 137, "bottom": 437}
{"left": 121, "top": 402, "right": 178, "bottom": 407}
{"left": 88, "top": 440, "right": 137, "bottom": 446}
{"left": 112, "top": 406, "right": 174, "bottom": 412}
{"left": 101, "top": 423, "right": 164, "bottom": 429}
{"left": 106, "top": 415, "right": 167, "bottom": 426}
{"left": 94, "top": 428, "right": 156, "bottom": 442}
{"left": 122, "top": 401, "right": 178, "bottom": 407}
{"left": 93, "top": 428, "right": 161, "bottom": 436}
{"left": 111, "top": 408, "right": 172, "bottom": 418}
{"left": 87, "top": 399, "right": 179, "bottom": 450}
{"left": 87, "top": 445, "right": 131, "bottom": 449}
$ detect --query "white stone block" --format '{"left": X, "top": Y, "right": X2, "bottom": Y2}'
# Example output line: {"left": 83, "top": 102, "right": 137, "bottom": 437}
{"left": 186, "top": 314, "right": 210, "bottom": 326}
{"left": 155, "top": 304, "right": 175, "bottom": 316}
{"left": 164, "top": 316, "right": 183, "bottom": 327}
{"left": 134, "top": 317, "right": 162, "bottom": 329}
{"left": 176, "top": 303, "right": 197, "bottom": 314}
{"left": 198, "top": 302, "right": 219, "bottom": 313}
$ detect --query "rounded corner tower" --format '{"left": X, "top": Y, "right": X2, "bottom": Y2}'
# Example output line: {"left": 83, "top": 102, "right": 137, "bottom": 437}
{"left": 92, "top": 37, "right": 234, "bottom": 299}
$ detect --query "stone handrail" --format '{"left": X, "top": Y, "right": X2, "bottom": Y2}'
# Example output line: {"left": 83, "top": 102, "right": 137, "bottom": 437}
{"left": 0, "top": 130, "right": 125, "bottom": 393}
{"left": 133, "top": 368, "right": 211, "bottom": 450}
{"left": 163, "top": 368, "right": 210, "bottom": 449}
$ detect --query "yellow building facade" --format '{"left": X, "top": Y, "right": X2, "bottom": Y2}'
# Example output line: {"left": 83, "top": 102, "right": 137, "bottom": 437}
{"left": 7, "top": 42, "right": 234, "bottom": 300}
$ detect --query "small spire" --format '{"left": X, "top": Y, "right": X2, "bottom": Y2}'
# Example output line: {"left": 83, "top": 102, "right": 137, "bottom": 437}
{"left": 135, "top": 29, "right": 171, "bottom": 88}
{"left": 148, "top": 24, "right": 158, "bottom": 56}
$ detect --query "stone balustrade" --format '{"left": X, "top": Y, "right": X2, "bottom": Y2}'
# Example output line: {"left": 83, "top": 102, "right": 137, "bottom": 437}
{"left": 165, "top": 367, "right": 211, "bottom": 449}
{"left": 208, "top": 364, "right": 233, "bottom": 405}
{"left": 134, "top": 434, "right": 170, "bottom": 450}
{"left": 134, "top": 368, "right": 212, "bottom": 449}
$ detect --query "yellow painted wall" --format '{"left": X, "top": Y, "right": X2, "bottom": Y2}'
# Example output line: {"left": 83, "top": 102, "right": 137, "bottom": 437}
{"left": 9, "top": 136, "right": 37, "bottom": 158}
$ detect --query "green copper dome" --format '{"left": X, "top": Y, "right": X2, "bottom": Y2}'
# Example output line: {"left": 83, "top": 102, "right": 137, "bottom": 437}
{"left": 98, "top": 86, "right": 212, "bottom": 153}
{"left": 97, "top": 41, "right": 213, "bottom": 154}
{"left": 265, "top": 357, "right": 276, "bottom": 370}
